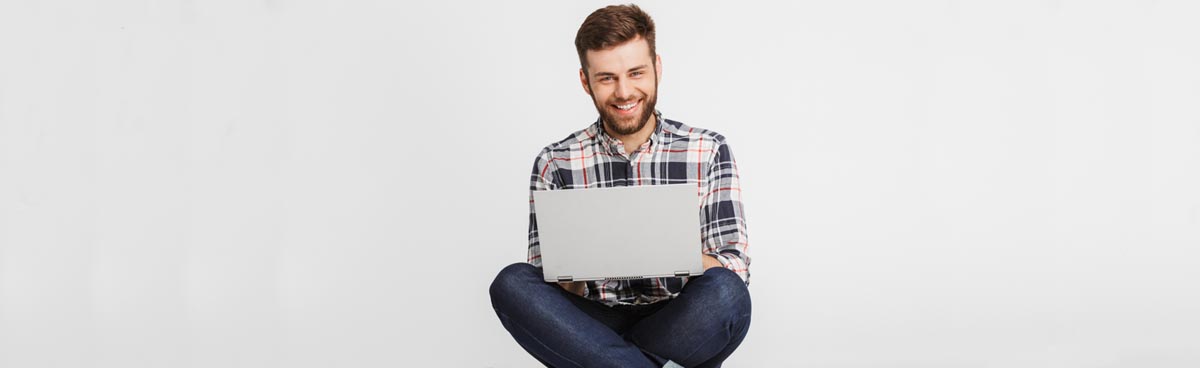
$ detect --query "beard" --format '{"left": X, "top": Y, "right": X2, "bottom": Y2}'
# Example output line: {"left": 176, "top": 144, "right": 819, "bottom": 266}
{"left": 590, "top": 81, "right": 658, "bottom": 136}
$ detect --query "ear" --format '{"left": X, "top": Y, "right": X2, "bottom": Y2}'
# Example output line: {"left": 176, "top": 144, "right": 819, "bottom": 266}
{"left": 655, "top": 54, "right": 663, "bottom": 82}
{"left": 579, "top": 68, "right": 591, "bottom": 95}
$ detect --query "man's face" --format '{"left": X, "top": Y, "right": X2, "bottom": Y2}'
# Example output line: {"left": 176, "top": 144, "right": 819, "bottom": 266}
{"left": 580, "top": 36, "right": 662, "bottom": 137}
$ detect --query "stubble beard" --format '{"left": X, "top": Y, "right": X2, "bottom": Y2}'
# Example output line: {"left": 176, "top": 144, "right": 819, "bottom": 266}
{"left": 591, "top": 79, "right": 658, "bottom": 136}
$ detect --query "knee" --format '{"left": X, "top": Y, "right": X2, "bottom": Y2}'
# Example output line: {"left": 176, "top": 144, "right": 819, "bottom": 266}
{"left": 489, "top": 262, "right": 540, "bottom": 304}
{"left": 696, "top": 267, "right": 751, "bottom": 315}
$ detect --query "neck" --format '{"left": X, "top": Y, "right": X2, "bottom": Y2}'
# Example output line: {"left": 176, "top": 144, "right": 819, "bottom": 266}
{"left": 605, "top": 116, "right": 657, "bottom": 156}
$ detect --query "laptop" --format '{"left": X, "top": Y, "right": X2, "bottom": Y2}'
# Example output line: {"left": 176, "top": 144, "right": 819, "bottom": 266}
{"left": 532, "top": 184, "right": 704, "bottom": 283}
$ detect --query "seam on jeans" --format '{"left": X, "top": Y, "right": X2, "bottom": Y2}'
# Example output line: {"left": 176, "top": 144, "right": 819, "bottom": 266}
{"left": 496, "top": 309, "right": 585, "bottom": 368}
{"left": 674, "top": 314, "right": 750, "bottom": 365}
{"left": 677, "top": 328, "right": 726, "bottom": 365}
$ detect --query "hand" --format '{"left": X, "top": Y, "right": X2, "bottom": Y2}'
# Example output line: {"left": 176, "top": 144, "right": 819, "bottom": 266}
{"left": 702, "top": 253, "right": 723, "bottom": 270}
{"left": 558, "top": 281, "right": 585, "bottom": 297}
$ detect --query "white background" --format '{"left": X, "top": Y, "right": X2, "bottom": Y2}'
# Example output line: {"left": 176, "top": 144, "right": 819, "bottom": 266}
{"left": 2, "top": 0, "right": 1198, "bottom": 367}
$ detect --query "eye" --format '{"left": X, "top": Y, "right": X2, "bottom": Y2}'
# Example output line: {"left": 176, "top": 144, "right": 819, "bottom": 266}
{"left": 631, "top": 71, "right": 644, "bottom": 77}
{"left": 599, "top": 76, "right": 613, "bottom": 82}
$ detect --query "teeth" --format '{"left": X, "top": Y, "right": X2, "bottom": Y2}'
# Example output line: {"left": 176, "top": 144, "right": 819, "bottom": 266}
{"left": 616, "top": 101, "right": 637, "bottom": 110}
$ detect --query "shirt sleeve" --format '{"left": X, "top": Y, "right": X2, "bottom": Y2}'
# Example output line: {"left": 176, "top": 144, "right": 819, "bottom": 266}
{"left": 527, "top": 148, "right": 557, "bottom": 267}
{"left": 700, "top": 140, "right": 751, "bottom": 284}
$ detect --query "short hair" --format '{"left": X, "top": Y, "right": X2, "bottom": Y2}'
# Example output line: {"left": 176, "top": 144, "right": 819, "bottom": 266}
{"left": 574, "top": 4, "right": 657, "bottom": 73}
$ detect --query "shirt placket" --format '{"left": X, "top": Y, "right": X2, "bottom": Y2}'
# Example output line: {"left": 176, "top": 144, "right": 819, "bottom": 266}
{"left": 606, "top": 138, "right": 631, "bottom": 187}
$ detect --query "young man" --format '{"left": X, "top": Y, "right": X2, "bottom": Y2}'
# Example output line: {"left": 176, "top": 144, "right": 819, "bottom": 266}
{"left": 489, "top": 4, "right": 752, "bottom": 367}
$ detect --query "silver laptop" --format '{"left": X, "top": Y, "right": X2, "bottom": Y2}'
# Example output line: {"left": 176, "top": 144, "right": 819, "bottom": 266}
{"left": 533, "top": 184, "right": 704, "bottom": 283}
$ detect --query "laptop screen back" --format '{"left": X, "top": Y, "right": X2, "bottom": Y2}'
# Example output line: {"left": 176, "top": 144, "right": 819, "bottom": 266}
{"left": 532, "top": 184, "right": 703, "bottom": 282}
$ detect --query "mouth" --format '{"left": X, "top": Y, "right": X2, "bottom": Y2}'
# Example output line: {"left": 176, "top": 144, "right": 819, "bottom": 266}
{"left": 610, "top": 99, "right": 641, "bottom": 115}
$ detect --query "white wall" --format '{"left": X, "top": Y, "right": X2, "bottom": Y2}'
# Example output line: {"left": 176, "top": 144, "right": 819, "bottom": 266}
{"left": 2, "top": 0, "right": 1198, "bottom": 367}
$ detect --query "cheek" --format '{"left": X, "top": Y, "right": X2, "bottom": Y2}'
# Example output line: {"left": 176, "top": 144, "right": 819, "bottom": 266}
{"left": 590, "top": 86, "right": 614, "bottom": 101}
{"left": 636, "top": 80, "right": 657, "bottom": 94}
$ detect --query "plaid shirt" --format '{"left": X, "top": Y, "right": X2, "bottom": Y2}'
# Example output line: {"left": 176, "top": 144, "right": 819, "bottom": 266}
{"left": 527, "top": 111, "right": 750, "bottom": 306}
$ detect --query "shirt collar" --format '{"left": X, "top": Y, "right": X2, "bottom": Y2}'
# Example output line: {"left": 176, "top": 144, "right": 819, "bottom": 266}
{"left": 594, "top": 110, "right": 665, "bottom": 155}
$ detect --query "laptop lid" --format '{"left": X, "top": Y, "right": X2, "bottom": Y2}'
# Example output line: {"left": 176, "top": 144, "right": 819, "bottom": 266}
{"left": 532, "top": 184, "right": 704, "bottom": 283}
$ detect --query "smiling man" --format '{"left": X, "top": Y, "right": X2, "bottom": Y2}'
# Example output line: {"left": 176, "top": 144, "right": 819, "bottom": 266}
{"left": 489, "top": 4, "right": 752, "bottom": 367}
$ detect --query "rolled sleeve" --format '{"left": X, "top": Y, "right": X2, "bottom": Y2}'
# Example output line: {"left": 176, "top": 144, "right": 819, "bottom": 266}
{"left": 527, "top": 148, "right": 558, "bottom": 267}
{"left": 700, "top": 141, "right": 751, "bottom": 284}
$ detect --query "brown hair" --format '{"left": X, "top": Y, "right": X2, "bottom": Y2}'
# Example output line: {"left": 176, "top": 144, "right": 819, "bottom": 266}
{"left": 574, "top": 4, "right": 656, "bottom": 73}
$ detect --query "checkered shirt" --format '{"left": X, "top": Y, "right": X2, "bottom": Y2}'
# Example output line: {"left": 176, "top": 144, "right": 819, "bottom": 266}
{"left": 527, "top": 111, "right": 750, "bottom": 306}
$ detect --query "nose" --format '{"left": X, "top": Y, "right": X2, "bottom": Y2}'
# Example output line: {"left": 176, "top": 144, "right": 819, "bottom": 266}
{"left": 614, "top": 78, "right": 632, "bottom": 100}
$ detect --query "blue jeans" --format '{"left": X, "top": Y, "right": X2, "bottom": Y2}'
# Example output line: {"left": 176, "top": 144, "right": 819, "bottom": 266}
{"left": 489, "top": 263, "right": 752, "bottom": 368}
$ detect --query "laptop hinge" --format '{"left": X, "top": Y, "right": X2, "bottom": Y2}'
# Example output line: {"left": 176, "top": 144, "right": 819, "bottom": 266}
{"left": 675, "top": 271, "right": 691, "bottom": 277}
{"left": 557, "top": 276, "right": 574, "bottom": 282}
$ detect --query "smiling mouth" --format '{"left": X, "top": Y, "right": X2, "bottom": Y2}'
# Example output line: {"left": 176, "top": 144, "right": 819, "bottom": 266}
{"left": 612, "top": 99, "right": 640, "bottom": 112}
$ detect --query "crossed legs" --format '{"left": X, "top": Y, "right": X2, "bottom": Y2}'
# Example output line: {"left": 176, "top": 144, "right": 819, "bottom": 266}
{"left": 489, "top": 263, "right": 751, "bottom": 367}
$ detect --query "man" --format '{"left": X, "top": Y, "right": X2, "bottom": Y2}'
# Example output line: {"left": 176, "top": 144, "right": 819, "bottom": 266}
{"left": 489, "top": 4, "right": 752, "bottom": 367}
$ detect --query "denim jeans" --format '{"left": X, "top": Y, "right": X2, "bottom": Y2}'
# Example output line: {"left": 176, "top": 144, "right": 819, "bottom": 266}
{"left": 489, "top": 263, "right": 752, "bottom": 368}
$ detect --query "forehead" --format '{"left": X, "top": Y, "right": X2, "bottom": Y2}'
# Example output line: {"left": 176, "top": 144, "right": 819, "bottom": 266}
{"left": 584, "top": 36, "right": 653, "bottom": 74}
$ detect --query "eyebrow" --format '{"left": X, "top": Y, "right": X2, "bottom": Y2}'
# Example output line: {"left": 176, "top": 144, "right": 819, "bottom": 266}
{"left": 592, "top": 64, "right": 650, "bottom": 78}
